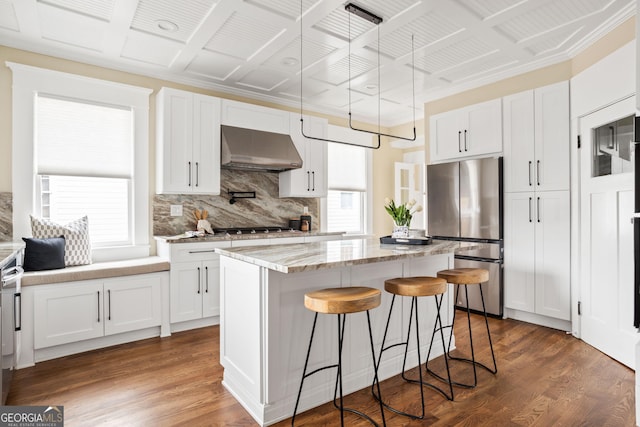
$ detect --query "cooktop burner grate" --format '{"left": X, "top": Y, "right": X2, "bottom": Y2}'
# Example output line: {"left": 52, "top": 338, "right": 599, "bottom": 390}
{"left": 213, "top": 226, "right": 299, "bottom": 235}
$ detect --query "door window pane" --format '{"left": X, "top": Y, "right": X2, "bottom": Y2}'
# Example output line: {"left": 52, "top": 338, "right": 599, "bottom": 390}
{"left": 593, "top": 115, "right": 634, "bottom": 177}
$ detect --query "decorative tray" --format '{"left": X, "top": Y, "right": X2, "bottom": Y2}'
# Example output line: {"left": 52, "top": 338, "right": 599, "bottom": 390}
{"left": 380, "top": 236, "right": 432, "bottom": 245}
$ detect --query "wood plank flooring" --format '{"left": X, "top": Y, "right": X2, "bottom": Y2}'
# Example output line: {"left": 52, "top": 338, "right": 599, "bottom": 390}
{"left": 8, "top": 315, "right": 636, "bottom": 426}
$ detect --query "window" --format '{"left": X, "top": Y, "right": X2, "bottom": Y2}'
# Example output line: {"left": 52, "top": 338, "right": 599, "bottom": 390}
{"left": 9, "top": 63, "right": 152, "bottom": 261}
{"left": 325, "top": 141, "right": 369, "bottom": 234}
{"left": 35, "top": 95, "right": 133, "bottom": 246}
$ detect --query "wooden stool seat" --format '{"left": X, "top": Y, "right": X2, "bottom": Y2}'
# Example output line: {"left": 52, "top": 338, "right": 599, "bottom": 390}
{"left": 304, "top": 287, "right": 381, "bottom": 314}
{"left": 437, "top": 268, "right": 489, "bottom": 285}
{"left": 384, "top": 276, "right": 447, "bottom": 297}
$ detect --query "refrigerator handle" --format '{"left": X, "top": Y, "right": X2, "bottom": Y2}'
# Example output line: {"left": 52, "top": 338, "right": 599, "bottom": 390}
{"left": 537, "top": 197, "right": 541, "bottom": 223}
{"left": 458, "top": 131, "right": 462, "bottom": 152}
{"left": 528, "top": 161, "right": 532, "bottom": 186}
{"left": 528, "top": 197, "right": 532, "bottom": 223}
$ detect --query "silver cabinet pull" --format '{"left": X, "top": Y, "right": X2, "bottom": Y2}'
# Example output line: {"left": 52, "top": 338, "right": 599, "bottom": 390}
{"left": 197, "top": 267, "right": 201, "bottom": 294}
{"left": 528, "top": 197, "right": 532, "bottom": 223}
{"left": 464, "top": 129, "right": 468, "bottom": 151}
{"left": 458, "top": 131, "right": 462, "bottom": 152}
{"left": 528, "top": 161, "right": 532, "bottom": 186}
{"left": 188, "top": 161, "right": 192, "bottom": 187}
{"left": 108, "top": 289, "right": 111, "bottom": 321}
{"left": 537, "top": 196, "right": 541, "bottom": 223}
{"left": 189, "top": 250, "right": 216, "bottom": 254}
{"left": 97, "top": 291, "right": 101, "bottom": 322}
{"left": 536, "top": 160, "right": 540, "bottom": 186}
{"left": 307, "top": 171, "right": 311, "bottom": 191}
{"left": 205, "top": 266, "right": 209, "bottom": 293}
{"left": 195, "top": 162, "right": 199, "bottom": 187}
{"left": 311, "top": 171, "right": 315, "bottom": 191}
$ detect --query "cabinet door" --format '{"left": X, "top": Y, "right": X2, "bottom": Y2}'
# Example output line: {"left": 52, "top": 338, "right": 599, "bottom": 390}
{"left": 504, "top": 192, "right": 536, "bottom": 313}
{"left": 191, "top": 94, "right": 221, "bottom": 195}
{"left": 534, "top": 81, "right": 570, "bottom": 191}
{"left": 465, "top": 99, "right": 502, "bottom": 157}
{"left": 220, "top": 99, "right": 289, "bottom": 134}
{"left": 430, "top": 110, "right": 463, "bottom": 163}
{"left": 157, "top": 88, "right": 194, "bottom": 194}
{"left": 202, "top": 259, "right": 220, "bottom": 318}
{"left": 503, "top": 90, "right": 535, "bottom": 192}
{"left": 34, "top": 282, "right": 104, "bottom": 349}
{"left": 534, "top": 191, "right": 570, "bottom": 320}
{"left": 104, "top": 275, "right": 162, "bottom": 336}
{"left": 170, "top": 261, "right": 203, "bottom": 323}
{"left": 279, "top": 114, "right": 327, "bottom": 197}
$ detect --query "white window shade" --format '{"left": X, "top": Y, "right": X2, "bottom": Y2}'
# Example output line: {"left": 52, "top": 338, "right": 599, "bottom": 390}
{"left": 36, "top": 95, "right": 133, "bottom": 178}
{"left": 328, "top": 142, "right": 366, "bottom": 191}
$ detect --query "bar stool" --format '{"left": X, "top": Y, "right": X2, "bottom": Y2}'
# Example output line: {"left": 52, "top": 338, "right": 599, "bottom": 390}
{"left": 292, "top": 287, "right": 386, "bottom": 427}
{"left": 372, "top": 276, "right": 454, "bottom": 420}
{"left": 427, "top": 267, "right": 497, "bottom": 389}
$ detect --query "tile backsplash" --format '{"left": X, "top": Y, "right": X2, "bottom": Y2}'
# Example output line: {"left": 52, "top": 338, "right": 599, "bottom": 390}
{"left": 0, "top": 192, "right": 11, "bottom": 242}
{"left": 153, "top": 169, "right": 319, "bottom": 236}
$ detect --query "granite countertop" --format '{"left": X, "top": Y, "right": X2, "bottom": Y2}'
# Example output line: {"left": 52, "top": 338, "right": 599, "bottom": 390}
{"left": 0, "top": 243, "right": 24, "bottom": 269}
{"left": 155, "top": 230, "right": 343, "bottom": 244}
{"left": 214, "top": 237, "right": 486, "bottom": 273}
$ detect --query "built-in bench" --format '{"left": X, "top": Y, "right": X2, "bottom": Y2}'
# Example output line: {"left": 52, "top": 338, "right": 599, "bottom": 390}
{"left": 18, "top": 256, "right": 171, "bottom": 368}
{"left": 21, "top": 256, "right": 170, "bottom": 286}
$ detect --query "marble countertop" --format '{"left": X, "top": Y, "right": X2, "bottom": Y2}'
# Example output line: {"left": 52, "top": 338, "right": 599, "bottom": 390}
{"left": 155, "top": 230, "right": 343, "bottom": 244}
{"left": 0, "top": 243, "right": 24, "bottom": 269}
{"left": 215, "top": 238, "right": 486, "bottom": 273}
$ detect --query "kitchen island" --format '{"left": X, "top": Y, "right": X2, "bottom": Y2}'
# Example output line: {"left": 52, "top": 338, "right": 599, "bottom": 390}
{"left": 216, "top": 238, "right": 484, "bottom": 426}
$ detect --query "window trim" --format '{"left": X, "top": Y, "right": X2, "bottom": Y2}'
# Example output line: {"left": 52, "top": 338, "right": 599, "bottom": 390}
{"left": 8, "top": 62, "right": 152, "bottom": 261}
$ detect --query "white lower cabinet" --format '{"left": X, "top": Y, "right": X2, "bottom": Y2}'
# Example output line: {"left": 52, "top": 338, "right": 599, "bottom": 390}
{"left": 504, "top": 190, "right": 571, "bottom": 321}
{"left": 34, "top": 276, "right": 162, "bottom": 349}
{"left": 170, "top": 259, "right": 220, "bottom": 322}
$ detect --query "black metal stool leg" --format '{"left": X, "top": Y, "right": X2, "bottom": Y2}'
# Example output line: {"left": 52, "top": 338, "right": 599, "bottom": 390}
{"left": 292, "top": 313, "right": 319, "bottom": 426}
{"left": 478, "top": 285, "right": 498, "bottom": 374}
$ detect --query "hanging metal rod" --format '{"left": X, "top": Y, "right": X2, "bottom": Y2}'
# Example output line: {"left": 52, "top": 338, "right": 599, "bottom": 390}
{"left": 300, "top": 118, "right": 381, "bottom": 149}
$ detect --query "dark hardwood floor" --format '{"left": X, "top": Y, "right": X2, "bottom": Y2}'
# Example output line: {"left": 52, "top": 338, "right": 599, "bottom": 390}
{"left": 8, "top": 314, "right": 635, "bottom": 426}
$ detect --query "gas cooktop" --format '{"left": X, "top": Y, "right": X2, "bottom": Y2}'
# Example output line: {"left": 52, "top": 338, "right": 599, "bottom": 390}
{"left": 212, "top": 226, "right": 301, "bottom": 235}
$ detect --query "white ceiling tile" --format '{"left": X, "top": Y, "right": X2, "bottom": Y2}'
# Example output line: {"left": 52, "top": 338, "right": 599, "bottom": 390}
{"left": 0, "top": 0, "right": 19, "bottom": 31}
{"left": 495, "top": 0, "right": 609, "bottom": 43}
{"left": 130, "top": 0, "right": 217, "bottom": 43}
{"left": 278, "top": 79, "right": 330, "bottom": 98}
{"left": 38, "top": 0, "right": 114, "bottom": 21}
{"left": 525, "top": 27, "right": 583, "bottom": 56}
{"left": 368, "top": 11, "right": 464, "bottom": 59}
{"left": 245, "top": 0, "right": 317, "bottom": 19}
{"left": 455, "top": 0, "right": 524, "bottom": 20}
{"left": 414, "top": 37, "right": 496, "bottom": 74}
{"left": 186, "top": 50, "right": 242, "bottom": 80}
{"left": 312, "top": 53, "right": 377, "bottom": 85}
{"left": 38, "top": 2, "right": 107, "bottom": 51}
{"left": 204, "top": 11, "right": 284, "bottom": 60}
{"left": 121, "top": 30, "right": 182, "bottom": 67}
{"left": 263, "top": 35, "right": 339, "bottom": 69}
{"left": 237, "top": 68, "right": 289, "bottom": 91}
{"left": 445, "top": 54, "right": 518, "bottom": 82}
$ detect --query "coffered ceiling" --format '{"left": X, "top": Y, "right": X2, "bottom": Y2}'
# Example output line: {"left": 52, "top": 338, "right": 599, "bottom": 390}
{"left": 0, "top": 0, "right": 635, "bottom": 126}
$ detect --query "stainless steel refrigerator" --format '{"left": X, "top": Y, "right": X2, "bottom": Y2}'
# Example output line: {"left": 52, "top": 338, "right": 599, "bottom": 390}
{"left": 427, "top": 157, "right": 503, "bottom": 317}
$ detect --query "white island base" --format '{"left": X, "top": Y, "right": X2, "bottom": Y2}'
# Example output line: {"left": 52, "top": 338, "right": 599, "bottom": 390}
{"left": 217, "top": 239, "right": 473, "bottom": 426}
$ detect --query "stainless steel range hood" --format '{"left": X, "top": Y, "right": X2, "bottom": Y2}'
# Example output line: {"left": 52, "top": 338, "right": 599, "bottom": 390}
{"left": 220, "top": 125, "right": 302, "bottom": 172}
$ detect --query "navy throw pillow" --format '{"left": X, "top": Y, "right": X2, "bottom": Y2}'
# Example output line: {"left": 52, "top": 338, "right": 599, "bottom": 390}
{"left": 22, "top": 236, "right": 66, "bottom": 271}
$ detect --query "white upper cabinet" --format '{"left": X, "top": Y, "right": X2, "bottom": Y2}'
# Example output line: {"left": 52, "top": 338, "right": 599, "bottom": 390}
{"left": 503, "top": 81, "right": 570, "bottom": 193}
{"left": 156, "top": 87, "right": 221, "bottom": 194}
{"left": 220, "top": 99, "right": 290, "bottom": 134}
{"left": 279, "top": 113, "right": 328, "bottom": 198}
{"left": 430, "top": 98, "right": 502, "bottom": 163}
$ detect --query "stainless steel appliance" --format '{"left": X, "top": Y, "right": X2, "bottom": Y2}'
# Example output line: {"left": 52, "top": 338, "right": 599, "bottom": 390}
{"left": 0, "top": 254, "right": 22, "bottom": 404}
{"left": 427, "top": 157, "right": 503, "bottom": 317}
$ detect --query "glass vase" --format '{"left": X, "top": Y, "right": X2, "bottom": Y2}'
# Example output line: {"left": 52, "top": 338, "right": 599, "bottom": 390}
{"left": 392, "top": 224, "right": 409, "bottom": 238}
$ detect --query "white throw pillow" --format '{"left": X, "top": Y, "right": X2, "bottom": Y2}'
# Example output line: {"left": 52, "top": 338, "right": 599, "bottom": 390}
{"left": 30, "top": 215, "right": 92, "bottom": 266}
